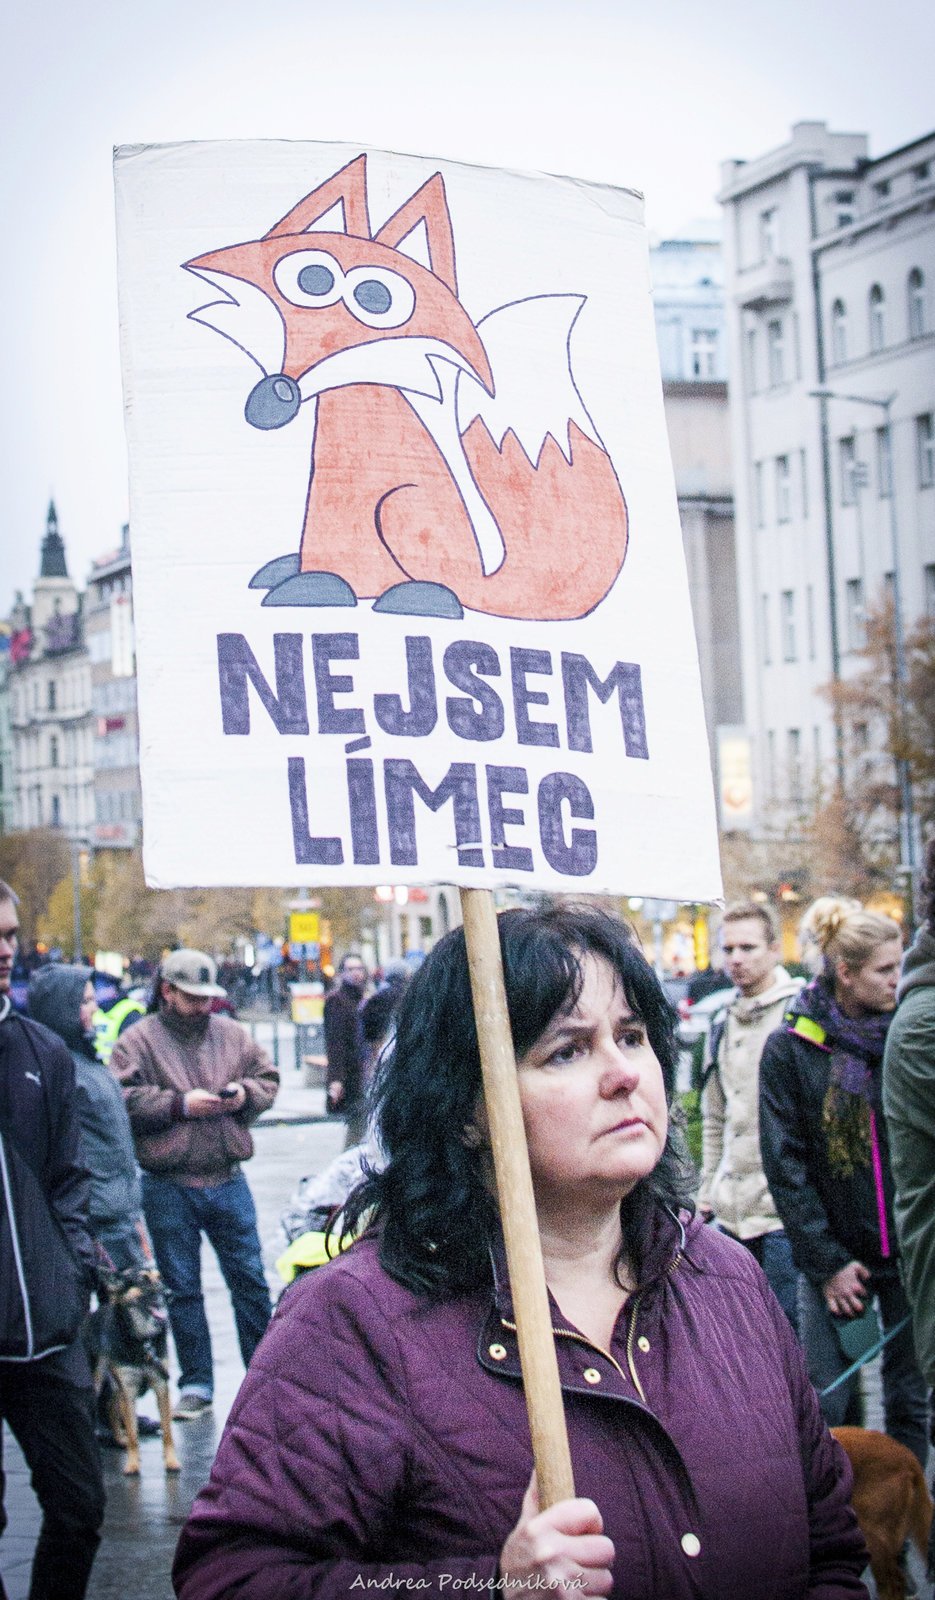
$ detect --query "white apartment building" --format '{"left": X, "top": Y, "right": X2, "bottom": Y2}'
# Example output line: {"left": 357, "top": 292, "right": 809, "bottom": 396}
{"left": 86, "top": 524, "right": 143, "bottom": 850}
{"left": 8, "top": 505, "right": 94, "bottom": 838}
{"left": 650, "top": 231, "right": 742, "bottom": 800}
{"left": 719, "top": 122, "right": 935, "bottom": 834}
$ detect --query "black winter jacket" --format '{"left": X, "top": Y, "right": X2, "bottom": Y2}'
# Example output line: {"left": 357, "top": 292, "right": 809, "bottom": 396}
{"left": 0, "top": 993, "right": 96, "bottom": 1359}
{"left": 759, "top": 998, "right": 900, "bottom": 1287}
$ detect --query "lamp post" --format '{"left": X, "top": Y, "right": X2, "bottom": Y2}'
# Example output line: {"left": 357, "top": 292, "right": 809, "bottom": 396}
{"left": 809, "top": 389, "right": 917, "bottom": 895}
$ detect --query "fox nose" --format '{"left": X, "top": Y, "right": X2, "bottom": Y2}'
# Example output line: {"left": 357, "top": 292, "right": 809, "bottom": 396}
{"left": 245, "top": 373, "right": 301, "bottom": 430}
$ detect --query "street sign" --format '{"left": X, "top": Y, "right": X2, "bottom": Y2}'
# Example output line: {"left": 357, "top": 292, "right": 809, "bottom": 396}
{"left": 289, "top": 911, "right": 320, "bottom": 945}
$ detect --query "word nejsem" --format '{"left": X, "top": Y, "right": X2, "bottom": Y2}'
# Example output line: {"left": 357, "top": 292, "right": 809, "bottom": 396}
{"left": 217, "top": 633, "right": 649, "bottom": 877}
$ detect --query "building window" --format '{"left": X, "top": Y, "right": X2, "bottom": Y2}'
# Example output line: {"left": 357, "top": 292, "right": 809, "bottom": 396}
{"left": 834, "top": 190, "right": 854, "bottom": 228}
{"left": 806, "top": 584, "right": 816, "bottom": 660}
{"left": 846, "top": 577, "right": 865, "bottom": 651}
{"left": 775, "top": 456, "right": 792, "bottom": 523}
{"left": 745, "top": 327, "right": 757, "bottom": 393}
{"left": 918, "top": 413, "right": 935, "bottom": 488}
{"left": 907, "top": 268, "right": 926, "bottom": 339}
{"left": 799, "top": 448, "right": 809, "bottom": 518}
{"left": 839, "top": 436, "right": 858, "bottom": 504}
{"left": 925, "top": 563, "right": 935, "bottom": 616}
{"left": 868, "top": 284, "right": 886, "bottom": 352}
{"left": 781, "top": 590, "right": 797, "bottom": 661}
{"left": 767, "top": 318, "right": 785, "bottom": 385}
{"left": 754, "top": 461, "right": 765, "bottom": 528}
{"left": 787, "top": 729, "right": 802, "bottom": 801}
{"left": 759, "top": 207, "right": 779, "bottom": 261}
{"left": 49, "top": 736, "right": 58, "bottom": 769}
{"left": 873, "top": 178, "right": 891, "bottom": 205}
{"left": 761, "top": 594, "right": 771, "bottom": 664}
{"left": 766, "top": 730, "right": 776, "bottom": 798}
{"left": 47, "top": 681, "right": 56, "bottom": 711}
{"left": 876, "top": 425, "right": 893, "bottom": 498}
{"left": 690, "top": 328, "right": 718, "bottom": 378}
{"left": 830, "top": 299, "right": 847, "bottom": 365}
{"left": 51, "top": 794, "right": 61, "bottom": 828}
{"left": 913, "top": 162, "right": 931, "bottom": 185}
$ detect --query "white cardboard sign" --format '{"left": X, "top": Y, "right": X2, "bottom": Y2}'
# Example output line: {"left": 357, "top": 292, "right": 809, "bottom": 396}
{"left": 115, "top": 140, "right": 720, "bottom": 898}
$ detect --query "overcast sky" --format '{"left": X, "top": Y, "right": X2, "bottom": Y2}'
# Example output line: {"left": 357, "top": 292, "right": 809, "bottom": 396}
{"left": 2, "top": 0, "right": 932, "bottom": 616}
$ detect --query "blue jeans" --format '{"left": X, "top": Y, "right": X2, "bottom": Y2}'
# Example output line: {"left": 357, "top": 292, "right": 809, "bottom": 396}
{"left": 141, "top": 1170, "right": 272, "bottom": 1399}
{"left": 798, "top": 1269, "right": 930, "bottom": 1467}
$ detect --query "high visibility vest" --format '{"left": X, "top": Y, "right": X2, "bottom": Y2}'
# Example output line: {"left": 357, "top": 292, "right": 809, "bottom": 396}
{"left": 92, "top": 997, "right": 146, "bottom": 1063}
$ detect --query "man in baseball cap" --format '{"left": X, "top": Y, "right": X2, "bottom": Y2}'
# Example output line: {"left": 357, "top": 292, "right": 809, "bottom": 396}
{"left": 160, "top": 949, "right": 226, "bottom": 997}
{"left": 111, "top": 949, "right": 279, "bottom": 1418}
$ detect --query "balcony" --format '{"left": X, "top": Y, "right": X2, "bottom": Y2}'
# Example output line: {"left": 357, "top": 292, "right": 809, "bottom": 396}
{"left": 734, "top": 256, "right": 795, "bottom": 310}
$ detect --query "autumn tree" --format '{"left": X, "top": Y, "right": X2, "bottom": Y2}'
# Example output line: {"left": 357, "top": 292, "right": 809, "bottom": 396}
{"left": 814, "top": 598, "right": 935, "bottom": 886}
{"left": 0, "top": 829, "right": 71, "bottom": 945}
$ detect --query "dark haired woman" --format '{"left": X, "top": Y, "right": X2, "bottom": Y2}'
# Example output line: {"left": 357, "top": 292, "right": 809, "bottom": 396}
{"left": 174, "top": 907, "right": 867, "bottom": 1598}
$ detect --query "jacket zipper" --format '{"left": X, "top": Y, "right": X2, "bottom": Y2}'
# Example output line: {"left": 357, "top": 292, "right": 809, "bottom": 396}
{"left": 0, "top": 1134, "right": 34, "bottom": 1359}
{"left": 498, "top": 1240, "right": 685, "bottom": 1410}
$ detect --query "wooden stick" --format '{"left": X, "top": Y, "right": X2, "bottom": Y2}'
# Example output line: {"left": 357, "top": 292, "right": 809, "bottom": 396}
{"left": 459, "top": 887, "right": 575, "bottom": 1507}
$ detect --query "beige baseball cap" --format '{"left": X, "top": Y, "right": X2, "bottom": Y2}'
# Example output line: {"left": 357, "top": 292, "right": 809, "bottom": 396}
{"left": 162, "top": 949, "right": 226, "bottom": 997}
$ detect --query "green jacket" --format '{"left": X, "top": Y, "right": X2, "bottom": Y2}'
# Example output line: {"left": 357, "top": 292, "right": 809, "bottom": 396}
{"left": 882, "top": 925, "right": 935, "bottom": 1386}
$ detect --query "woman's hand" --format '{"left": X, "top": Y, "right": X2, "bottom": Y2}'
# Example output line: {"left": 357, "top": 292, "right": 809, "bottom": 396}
{"left": 499, "top": 1473, "right": 614, "bottom": 1595}
{"left": 823, "top": 1260, "right": 870, "bottom": 1318}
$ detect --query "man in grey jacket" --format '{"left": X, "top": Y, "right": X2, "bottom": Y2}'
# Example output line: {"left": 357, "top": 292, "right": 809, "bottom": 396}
{"left": 28, "top": 963, "right": 148, "bottom": 1271}
{"left": 698, "top": 900, "right": 803, "bottom": 1328}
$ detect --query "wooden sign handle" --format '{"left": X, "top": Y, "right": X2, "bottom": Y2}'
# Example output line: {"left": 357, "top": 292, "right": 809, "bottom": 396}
{"left": 459, "top": 887, "right": 575, "bottom": 1508}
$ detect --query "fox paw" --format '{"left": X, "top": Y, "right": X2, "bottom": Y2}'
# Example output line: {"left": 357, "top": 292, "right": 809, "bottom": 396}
{"left": 261, "top": 571, "right": 357, "bottom": 607}
{"left": 372, "top": 581, "right": 463, "bottom": 619}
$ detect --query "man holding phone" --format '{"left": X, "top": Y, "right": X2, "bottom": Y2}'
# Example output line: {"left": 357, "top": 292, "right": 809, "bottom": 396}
{"left": 111, "top": 950, "right": 279, "bottom": 1419}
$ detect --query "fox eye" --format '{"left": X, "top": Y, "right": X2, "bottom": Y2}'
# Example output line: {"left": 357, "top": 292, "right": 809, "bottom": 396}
{"left": 298, "top": 263, "right": 335, "bottom": 296}
{"left": 273, "top": 249, "right": 343, "bottom": 308}
{"left": 343, "top": 266, "right": 415, "bottom": 330}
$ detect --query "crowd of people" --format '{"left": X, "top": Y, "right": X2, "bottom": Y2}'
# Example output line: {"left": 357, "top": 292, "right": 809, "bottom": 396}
{"left": 0, "top": 853, "right": 933, "bottom": 1598}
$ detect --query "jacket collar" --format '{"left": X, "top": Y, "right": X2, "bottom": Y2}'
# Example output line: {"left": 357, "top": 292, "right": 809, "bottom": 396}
{"left": 488, "top": 1191, "right": 690, "bottom": 1325}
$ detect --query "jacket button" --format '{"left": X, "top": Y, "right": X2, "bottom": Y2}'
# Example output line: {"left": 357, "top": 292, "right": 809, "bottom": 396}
{"left": 488, "top": 1343, "right": 507, "bottom": 1361}
{"left": 583, "top": 1367, "right": 601, "bottom": 1384}
{"left": 680, "top": 1533, "right": 701, "bottom": 1558}
{"left": 637, "top": 1336, "right": 651, "bottom": 1352}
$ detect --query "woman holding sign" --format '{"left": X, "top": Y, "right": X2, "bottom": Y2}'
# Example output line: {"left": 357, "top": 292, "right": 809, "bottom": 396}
{"left": 174, "top": 906, "right": 867, "bottom": 1598}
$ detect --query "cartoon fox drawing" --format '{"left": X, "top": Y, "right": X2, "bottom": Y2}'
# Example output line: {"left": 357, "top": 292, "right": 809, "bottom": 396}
{"left": 185, "top": 154, "right": 628, "bottom": 621}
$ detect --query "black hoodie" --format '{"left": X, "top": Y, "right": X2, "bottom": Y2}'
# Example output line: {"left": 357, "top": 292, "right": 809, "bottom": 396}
{"left": 0, "top": 990, "right": 96, "bottom": 1359}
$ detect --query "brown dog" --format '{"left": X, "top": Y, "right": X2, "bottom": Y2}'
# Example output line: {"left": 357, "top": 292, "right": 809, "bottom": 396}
{"left": 84, "top": 1268, "right": 180, "bottom": 1477}
{"left": 832, "top": 1427, "right": 932, "bottom": 1600}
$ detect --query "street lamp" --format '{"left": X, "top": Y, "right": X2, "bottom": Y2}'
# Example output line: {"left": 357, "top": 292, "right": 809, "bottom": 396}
{"left": 809, "top": 389, "right": 917, "bottom": 889}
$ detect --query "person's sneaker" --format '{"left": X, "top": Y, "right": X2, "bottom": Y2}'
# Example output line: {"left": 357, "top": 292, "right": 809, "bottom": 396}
{"left": 172, "top": 1393, "right": 212, "bottom": 1420}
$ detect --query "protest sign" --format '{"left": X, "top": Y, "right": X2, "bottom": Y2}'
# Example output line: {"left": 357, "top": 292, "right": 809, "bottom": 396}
{"left": 115, "top": 140, "right": 720, "bottom": 900}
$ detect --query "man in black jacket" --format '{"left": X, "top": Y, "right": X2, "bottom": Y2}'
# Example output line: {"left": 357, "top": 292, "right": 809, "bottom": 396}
{"left": 324, "top": 952, "right": 368, "bottom": 1147}
{"left": 0, "top": 881, "right": 105, "bottom": 1600}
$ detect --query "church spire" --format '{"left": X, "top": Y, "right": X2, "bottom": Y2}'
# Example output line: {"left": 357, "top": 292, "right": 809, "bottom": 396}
{"left": 40, "top": 500, "right": 68, "bottom": 578}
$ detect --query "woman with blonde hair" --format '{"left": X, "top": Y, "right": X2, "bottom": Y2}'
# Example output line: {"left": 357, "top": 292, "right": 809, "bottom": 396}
{"left": 760, "top": 895, "right": 928, "bottom": 1464}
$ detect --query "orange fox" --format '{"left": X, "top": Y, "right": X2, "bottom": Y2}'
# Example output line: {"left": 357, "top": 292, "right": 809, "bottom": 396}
{"left": 185, "top": 155, "right": 628, "bottom": 621}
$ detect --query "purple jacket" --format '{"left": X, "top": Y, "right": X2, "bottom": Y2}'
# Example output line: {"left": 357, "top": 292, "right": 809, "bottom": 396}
{"left": 174, "top": 1204, "right": 867, "bottom": 1599}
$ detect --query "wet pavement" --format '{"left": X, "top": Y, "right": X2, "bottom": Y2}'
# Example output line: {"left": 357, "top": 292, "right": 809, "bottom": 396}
{"left": 2, "top": 1075, "right": 345, "bottom": 1600}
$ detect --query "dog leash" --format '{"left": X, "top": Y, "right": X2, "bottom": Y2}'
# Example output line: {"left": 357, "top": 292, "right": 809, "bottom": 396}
{"left": 819, "top": 1314, "right": 911, "bottom": 1397}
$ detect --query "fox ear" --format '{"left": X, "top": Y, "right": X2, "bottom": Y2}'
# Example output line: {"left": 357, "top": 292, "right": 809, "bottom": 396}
{"left": 375, "top": 173, "right": 457, "bottom": 294}
{"left": 264, "top": 155, "right": 371, "bottom": 241}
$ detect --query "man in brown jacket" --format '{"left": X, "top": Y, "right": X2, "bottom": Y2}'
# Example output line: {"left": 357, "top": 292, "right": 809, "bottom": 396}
{"left": 111, "top": 950, "right": 279, "bottom": 1418}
